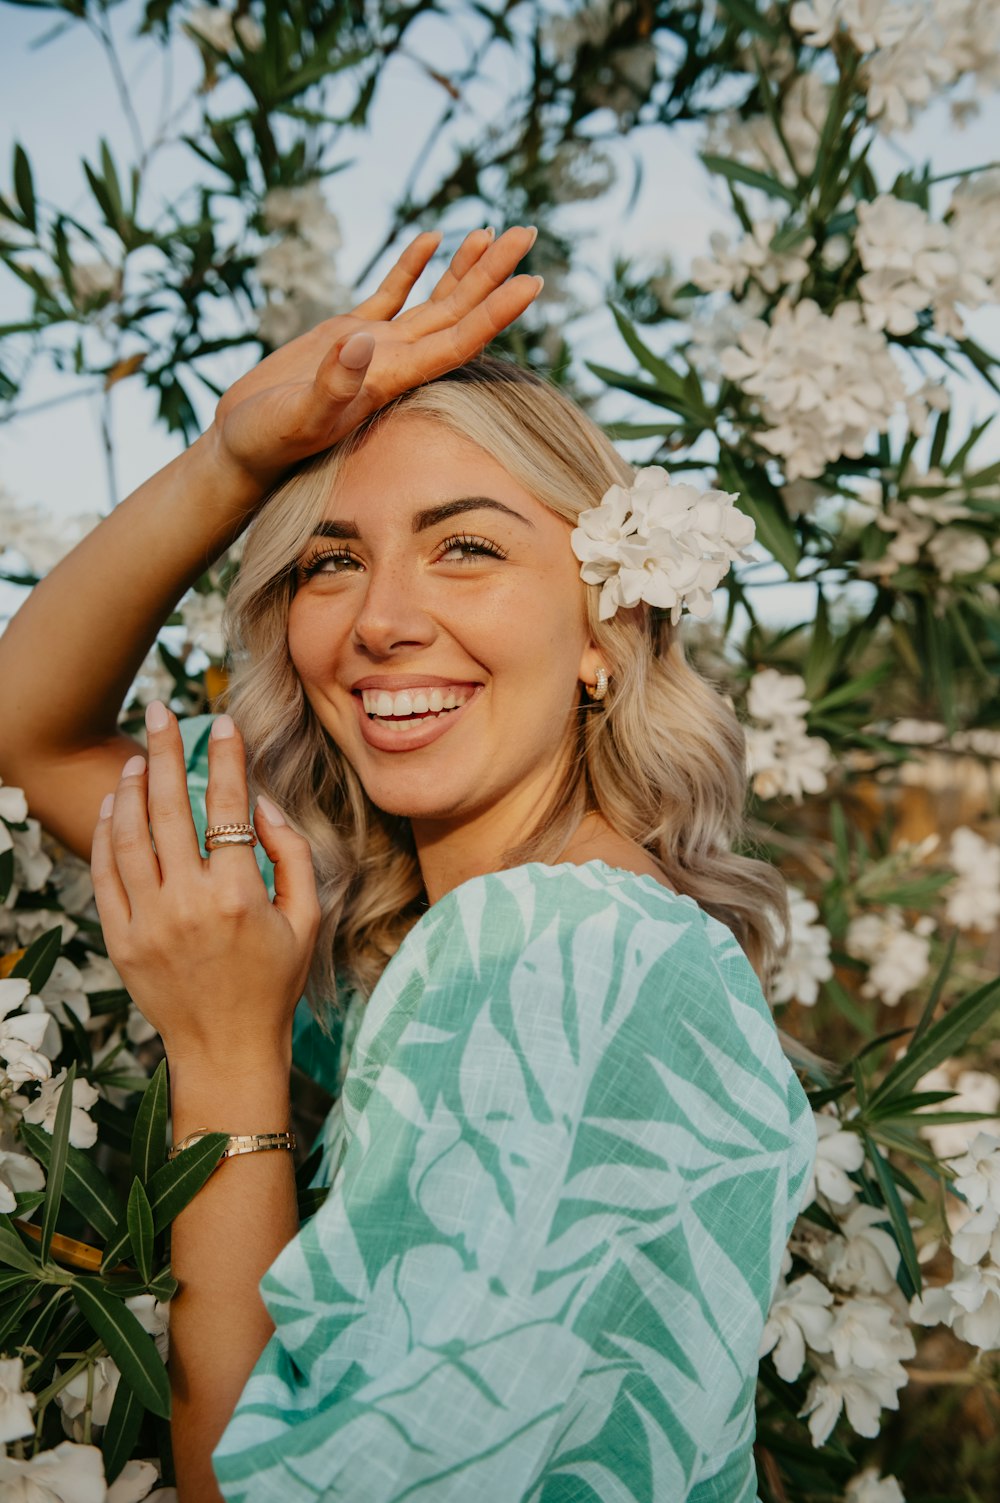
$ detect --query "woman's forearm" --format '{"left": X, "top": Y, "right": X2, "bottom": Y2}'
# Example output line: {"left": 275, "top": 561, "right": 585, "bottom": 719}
{"left": 0, "top": 429, "right": 264, "bottom": 853}
{"left": 168, "top": 1053, "right": 299, "bottom": 1503}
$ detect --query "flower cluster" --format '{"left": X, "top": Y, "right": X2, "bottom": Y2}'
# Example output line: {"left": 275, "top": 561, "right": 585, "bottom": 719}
{"left": 854, "top": 466, "right": 993, "bottom": 584}
{"left": 945, "top": 825, "right": 1000, "bottom": 931}
{"left": 719, "top": 300, "right": 907, "bottom": 482}
{"left": 744, "top": 668, "right": 832, "bottom": 803}
{"left": 186, "top": 5, "right": 264, "bottom": 54}
{"left": 845, "top": 907, "right": 935, "bottom": 1007}
{"left": 0, "top": 483, "right": 98, "bottom": 579}
{"left": 912, "top": 1132, "right": 1000, "bottom": 1349}
{"left": 855, "top": 194, "right": 994, "bottom": 339}
{"left": 691, "top": 219, "right": 815, "bottom": 299}
{"left": 256, "top": 182, "right": 349, "bottom": 347}
{"left": 770, "top": 886, "right": 834, "bottom": 1006}
{"left": 570, "top": 466, "right": 755, "bottom": 622}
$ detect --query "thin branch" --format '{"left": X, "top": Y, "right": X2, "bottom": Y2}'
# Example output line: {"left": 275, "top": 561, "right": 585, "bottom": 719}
{"left": 88, "top": 11, "right": 145, "bottom": 166}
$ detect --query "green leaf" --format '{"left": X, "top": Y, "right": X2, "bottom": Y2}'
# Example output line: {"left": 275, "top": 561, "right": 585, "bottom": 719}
{"left": 101, "top": 1134, "right": 227, "bottom": 1270}
{"left": 809, "top": 664, "right": 892, "bottom": 715}
{"left": 9, "top": 924, "right": 63, "bottom": 991}
{"left": 0, "top": 846, "right": 13, "bottom": 904}
{"left": 147, "top": 1268, "right": 178, "bottom": 1301}
{"left": 131, "top": 1059, "right": 169, "bottom": 1185}
{"left": 0, "top": 1285, "right": 38, "bottom": 1347}
{"left": 73, "top": 1277, "right": 171, "bottom": 1419}
{"left": 802, "top": 590, "right": 832, "bottom": 700}
{"left": 717, "top": 451, "right": 799, "bottom": 578}
{"left": 869, "top": 973, "right": 1000, "bottom": 1107}
{"left": 0, "top": 1212, "right": 40, "bottom": 1275}
{"left": 0, "top": 1268, "right": 30, "bottom": 1294}
{"left": 860, "top": 1132, "right": 921, "bottom": 1297}
{"left": 126, "top": 1179, "right": 155, "bottom": 1285}
{"left": 609, "top": 306, "right": 705, "bottom": 414}
{"left": 700, "top": 152, "right": 799, "bottom": 206}
{"left": 101, "top": 1368, "right": 145, "bottom": 1485}
{"left": 910, "top": 930, "right": 958, "bottom": 1051}
{"left": 40, "top": 1060, "right": 76, "bottom": 1265}
{"left": 13, "top": 143, "right": 36, "bottom": 232}
{"left": 20, "top": 1121, "right": 122, "bottom": 1241}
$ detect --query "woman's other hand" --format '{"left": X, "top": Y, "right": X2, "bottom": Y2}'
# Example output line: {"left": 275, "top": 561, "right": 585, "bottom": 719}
{"left": 91, "top": 702, "right": 320, "bottom": 1075}
{"left": 211, "top": 225, "right": 541, "bottom": 491}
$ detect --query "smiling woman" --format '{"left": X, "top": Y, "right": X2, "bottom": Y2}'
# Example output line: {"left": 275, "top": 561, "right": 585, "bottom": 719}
{"left": 0, "top": 228, "right": 815, "bottom": 1503}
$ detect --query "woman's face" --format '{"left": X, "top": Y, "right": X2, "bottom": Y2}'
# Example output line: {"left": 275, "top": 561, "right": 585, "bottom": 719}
{"left": 287, "top": 412, "right": 599, "bottom": 843}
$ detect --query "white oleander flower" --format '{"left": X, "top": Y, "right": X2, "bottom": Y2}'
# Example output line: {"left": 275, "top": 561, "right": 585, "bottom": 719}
{"left": 0, "top": 1355, "right": 36, "bottom": 1442}
{"left": 760, "top": 1272, "right": 835, "bottom": 1379}
{"left": 744, "top": 671, "right": 832, "bottom": 804}
{"left": 132, "top": 644, "right": 180, "bottom": 709}
{"left": 927, "top": 526, "right": 991, "bottom": 580}
{"left": 951, "top": 1132, "right": 1000, "bottom": 1212}
{"left": 916, "top": 1066, "right": 1000, "bottom": 1159}
{"left": 23, "top": 1067, "right": 100, "bottom": 1149}
{"left": 746, "top": 668, "right": 811, "bottom": 724}
{"left": 845, "top": 1467, "right": 906, "bottom": 1503}
{"left": 0, "top": 1144, "right": 45, "bottom": 1215}
{"left": 0, "top": 489, "right": 98, "bottom": 577}
{"left": 945, "top": 827, "right": 1000, "bottom": 931}
{"left": 0, "top": 778, "right": 28, "bottom": 829}
{"left": 946, "top": 1258, "right": 1000, "bottom": 1348}
{"left": 570, "top": 467, "right": 754, "bottom": 623}
{"left": 826, "top": 1295, "right": 916, "bottom": 1371}
{"left": 180, "top": 590, "right": 226, "bottom": 660}
{"left": 0, "top": 1440, "right": 106, "bottom": 1501}
{"left": 770, "top": 888, "right": 833, "bottom": 1006}
{"left": 808, "top": 1114, "right": 865, "bottom": 1206}
{"left": 691, "top": 219, "right": 814, "bottom": 297}
{"left": 57, "top": 1354, "right": 120, "bottom": 1437}
{"left": 822, "top": 1204, "right": 900, "bottom": 1294}
{"left": 799, "top": 1356, "right": 908, "bottom": 1444}
{"left": 127, "top": 1293, "right": 171, "bottom": 1362}
{"left": 106, "top": 1459, "right": 161, "bottom": 1503}
{"left": 0, "top": 978, "right": 53, "bottom": 1086}
{"left": 188, "top": 6, "right": 263, "bottom": 53}
{"left": 950, "top": 1202, "right": 1000, "bottom": 1265}
{"left": 845, "top": 909, "right": 934, "bottom": 1006}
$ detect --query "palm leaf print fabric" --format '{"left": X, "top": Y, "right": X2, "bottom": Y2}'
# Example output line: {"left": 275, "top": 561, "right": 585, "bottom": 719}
{"left": 180, "top": 720, "right": 816, "bottom": 1501}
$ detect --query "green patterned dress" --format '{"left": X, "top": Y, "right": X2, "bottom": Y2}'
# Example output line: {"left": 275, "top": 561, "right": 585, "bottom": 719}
{"left": 180, "top": 719, "right": 816, "bottom": 1503}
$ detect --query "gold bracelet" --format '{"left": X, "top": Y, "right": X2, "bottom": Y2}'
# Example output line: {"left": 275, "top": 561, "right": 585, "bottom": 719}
{"left": 167, "top": 1128, "right": 296, "bottom": 1163}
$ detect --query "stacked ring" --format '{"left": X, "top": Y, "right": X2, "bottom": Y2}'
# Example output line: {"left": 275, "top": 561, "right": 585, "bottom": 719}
{"left": 204, "top": 822, "right": 257, "bottom": 852}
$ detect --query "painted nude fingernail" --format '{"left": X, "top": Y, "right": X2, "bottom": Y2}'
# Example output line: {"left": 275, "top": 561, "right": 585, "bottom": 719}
{"left": 526, "top": 225, "right": 538, "bottom": 248}
{"left": 100, "top": 793, "right": 115, "bottom": 820}
{"left": 256, "top": 794, "right": 286, "bottom": 827}
{"left": 534, "top": 276, "right": 545, "bottom": 292}
{"left": 340, "top": 333, "right": 375, "bottom": 370}
{"left": 211, "top": 713, "right": 235, "bottom": 740}
{"left": 484, "top": 226, "right": 496, "bottom": 240}
{"left": 122, "top": 755, "right": 146, "bottom": 779}
{"left": 145, "top": 700, "right": 168, "bottom": 733}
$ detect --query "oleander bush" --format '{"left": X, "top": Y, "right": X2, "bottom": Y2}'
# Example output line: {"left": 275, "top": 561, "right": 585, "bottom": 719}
{"left": 2, "top": 3, "right": 1000, "bottom": 1499}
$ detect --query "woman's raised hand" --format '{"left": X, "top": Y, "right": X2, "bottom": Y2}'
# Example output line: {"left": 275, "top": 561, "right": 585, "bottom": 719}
{"left": 211, "top": 225, "right": 541, "bottom": 492}
{"left": 91, "top": 704, "right": 320, "bottom": 1075}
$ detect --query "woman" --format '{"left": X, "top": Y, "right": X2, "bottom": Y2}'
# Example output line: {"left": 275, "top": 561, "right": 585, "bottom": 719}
{"left": 0, "top": 226, "right": 815, "bottom": 1502}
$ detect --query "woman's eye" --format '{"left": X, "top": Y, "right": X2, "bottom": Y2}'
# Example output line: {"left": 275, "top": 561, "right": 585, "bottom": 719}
{"left": 437, "top": 534, "right": 507, "bottom": 564}
{"left": 299, "top": 549, "right": 362, "bottom": 578}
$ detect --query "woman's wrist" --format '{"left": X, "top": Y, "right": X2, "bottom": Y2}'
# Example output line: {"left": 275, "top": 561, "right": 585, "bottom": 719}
{"left": 167, "top": 1049, "right": 293, "bottom": 1141}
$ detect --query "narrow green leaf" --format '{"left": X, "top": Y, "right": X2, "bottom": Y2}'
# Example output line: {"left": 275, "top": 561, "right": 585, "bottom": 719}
{"left": 0, "top": 1268, "right": 29, "bottom": 1294}
{"left": 860, "top": 1132, "right": 921, "bottom": 1296}
{"left": 13, "top": 143, "right": 36, "bottom": 232}
{"left": 0, "top": 846, "right": 13, "bottom": 904}
{"left": 131, "top": 1060, "right": 169, "bottom": 1185}
{"left": 944, "top": 414, "right": 994, "bottom": 475}
{"left": 869, "top": 974, "right": 1000, "bottom": 1107}
{"left": 586, "top": 361, "right": 700, "bottom": 421}
{"left": 9, "top": 924, "right": 63, "bottom": 991}
{"left": 701, "top": 152, "right": 798, "bottom": 206}
{"left": 0, "top": 1286, "right": 38, "bottom": 1347}
{"left": 101, "top": 1133, "right": 227, "bottom": 1270}
{"left": 102, "top": 1372, "right": 145, "bottom": 1485}
{"left": 126, "top": 1179, "right": 155, "bottom": 1286}
{"left": 147, "top": 1268, "right": 178, "bottom": 1301}
{"left": 610, "top": 306, "right": 696, "bottom": 405}
{"left": 809, "top": 664, "right": 893, "bottom": 715}
{"left": 802, "top": 590, "right": 832, "bottom": 700}
{"left": 717, "top": 451, "right": 799, "bottom": 578}
{"left": 40, "top": 1061, "right": 76, "bottom": 1265}
{"left": 928, "top": 406, "right": 950, "bottom": 471}
{"left": 73, "top": 1278, "right": 171, "bottom": 1419}
{"left": 0, "top": 1212, "right": 41, "bottom": 1274}
{"left": 909, "top": 930, "right": 958, "bottom": 1051}
{"left": 20, "top": 1121, "right": 122, "bottom": 1241}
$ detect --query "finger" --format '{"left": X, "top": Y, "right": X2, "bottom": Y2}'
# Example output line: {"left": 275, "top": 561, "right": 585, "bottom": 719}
{"left": 353, "top": 230, "right": 444, "bottom": 322}
{"left": 421, "top": 228, "right": 495, "bottom": 307}
{"left": 253, "top": 796, "right": 321, "bottom": 947}
{"left": 144, "top": 701, "right": 205, "bottom": 878}
{"left": 405, "top": 225, "right": 537, "bottom": 337}
{"left": 91, "top": 793, "right": 131, "bottom": 936}
{"left": 110, "top": 754, "right": 162, "bottom": 902}
{"left": 311, "top": 329, "right": 376, "bottom": 414}
{"left": 408, "top": 273, "right": 544, "bottom": 376}
{"left": 203, "top": 713, "right": 258, "bottom": 871}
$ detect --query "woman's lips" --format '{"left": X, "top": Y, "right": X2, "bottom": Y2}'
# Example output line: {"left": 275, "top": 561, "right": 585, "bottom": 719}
{"left": 352, "top": 684, "right": 482, "bottom": 752}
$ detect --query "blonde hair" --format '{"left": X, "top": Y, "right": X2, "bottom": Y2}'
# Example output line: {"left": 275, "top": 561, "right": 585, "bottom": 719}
{"left": 225, "top": 358, "right": 789, "bottom": 1019}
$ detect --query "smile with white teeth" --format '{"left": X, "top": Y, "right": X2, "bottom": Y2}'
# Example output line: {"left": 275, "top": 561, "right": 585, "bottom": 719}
{"left": 359, "top": 686, "right": 475, "bottom": 721}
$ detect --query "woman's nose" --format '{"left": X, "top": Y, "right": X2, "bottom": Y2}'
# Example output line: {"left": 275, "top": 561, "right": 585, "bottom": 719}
{"left": 351, "top": 564, "right": 436, "bottom": 657}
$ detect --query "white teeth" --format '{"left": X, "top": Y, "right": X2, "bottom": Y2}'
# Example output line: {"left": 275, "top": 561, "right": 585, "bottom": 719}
{"left": 360, "top": 685, "right": 474, "bottom": 719}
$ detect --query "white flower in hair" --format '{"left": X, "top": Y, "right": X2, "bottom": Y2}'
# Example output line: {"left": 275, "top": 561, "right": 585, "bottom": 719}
{"left": 571, "top": 466, "right": 755, "bottom": 622}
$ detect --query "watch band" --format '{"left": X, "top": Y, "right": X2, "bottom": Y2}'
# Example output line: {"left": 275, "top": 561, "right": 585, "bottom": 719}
{"left": 167, "top": 1128, "right": 296, "bottom": 1162}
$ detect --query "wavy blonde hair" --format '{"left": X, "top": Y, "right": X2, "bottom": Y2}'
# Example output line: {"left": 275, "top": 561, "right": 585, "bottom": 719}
{"left": 225, "top": 358, "right": 788, "bottom": 1020}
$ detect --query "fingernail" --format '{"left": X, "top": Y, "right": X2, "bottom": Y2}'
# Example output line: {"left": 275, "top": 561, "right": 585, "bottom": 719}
{"left": 122, "top": 755, "right": 146, "bottom": 779}
{"left": 256, "top": 794, "right": 286, "bottom": 827}
{"left": 484, "top": 226, "right": 496, "bottom": 240}
{"left": 100, "top": 793, "right": 115, "bottom": 820}
{"left": 212, "top": 713, "right": 235, "bottom": 740}
{"left": 534, "top": 275, "right": 544, "bottom": 292}
{"left": 526, "top": 225, "right": 538, "bottom": 248}
{"left": 340, "top": 333, "right": 375, "bottom": 370}
{"left": 145, "top": 700, "right": 168, "bottom": 733}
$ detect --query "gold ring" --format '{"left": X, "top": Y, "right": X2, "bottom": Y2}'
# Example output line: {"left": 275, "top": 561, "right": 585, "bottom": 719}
{"left": 205, "top": 822, "right": 257, "bottom": 851}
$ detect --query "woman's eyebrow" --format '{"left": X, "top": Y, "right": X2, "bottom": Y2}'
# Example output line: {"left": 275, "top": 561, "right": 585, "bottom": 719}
{"left": 310, "top": 497, "right": 535, "bottom": 540}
